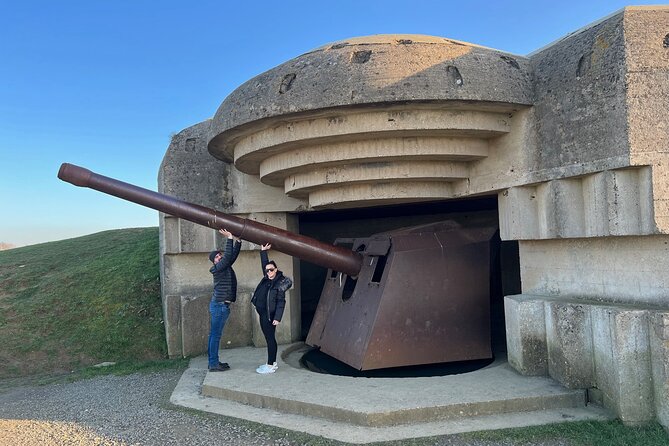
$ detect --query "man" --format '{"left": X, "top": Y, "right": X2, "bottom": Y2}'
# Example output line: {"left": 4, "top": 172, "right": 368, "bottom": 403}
{"left": 207, "top": 228, "right": 242, "bottom": 372}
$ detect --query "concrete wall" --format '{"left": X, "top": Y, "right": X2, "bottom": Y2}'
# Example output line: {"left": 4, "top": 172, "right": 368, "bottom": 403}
{"left": 500, "top": 8, "right": 669, "bottom": 428}
{"left": 506, "top": 294, "right": 668, "bottom": 426}
{"left": 624, "top": 7, "right": 669, "bottom": 233}
{"left": 530, "top": 11, "right": 630, "bottom": 177}
{"left": 519, "top": 236, "right": 669, "bottom": 305}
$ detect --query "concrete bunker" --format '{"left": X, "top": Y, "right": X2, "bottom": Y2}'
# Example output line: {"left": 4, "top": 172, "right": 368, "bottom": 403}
{"left": 158, "top": 8, "right": 669, "bottom": 429}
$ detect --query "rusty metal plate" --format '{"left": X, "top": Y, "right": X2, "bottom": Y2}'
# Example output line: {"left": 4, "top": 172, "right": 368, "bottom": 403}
{"left": 307, "top": 222, "right": 496, "bottom": 370}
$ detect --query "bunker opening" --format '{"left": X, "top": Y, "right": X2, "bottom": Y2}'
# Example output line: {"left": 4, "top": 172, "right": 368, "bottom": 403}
{"left": 297, "top": 196, "right": 520, "bottom": 377}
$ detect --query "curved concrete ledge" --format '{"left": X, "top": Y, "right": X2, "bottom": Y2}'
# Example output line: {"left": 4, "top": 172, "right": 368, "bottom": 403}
{"left": 232, "top": 107, "right": 510, "bottom": 171}
{"left": 215, "top": 105, "right": 512, "bottom": 207}
{"left": 258, "top": 136, "right": 487, "bottom": 184}
{"left": 283, "top": 161, "right": 470, "bottom": 196}
{"left": 308, "top": 181, "right": 459, "bottom": 208}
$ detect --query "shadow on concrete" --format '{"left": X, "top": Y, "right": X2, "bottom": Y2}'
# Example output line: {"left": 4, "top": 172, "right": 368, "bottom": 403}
{"left": 301, "top": 347, "right": 494, "bottom": 378}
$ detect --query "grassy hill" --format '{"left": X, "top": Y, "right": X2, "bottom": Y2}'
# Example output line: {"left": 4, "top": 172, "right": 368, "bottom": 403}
{"left": 0, "top": 228, "right": 167, "bottom": 379}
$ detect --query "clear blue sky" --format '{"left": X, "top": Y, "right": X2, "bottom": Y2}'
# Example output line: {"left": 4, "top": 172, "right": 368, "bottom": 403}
{"left": 1, "top": 1, "right": 662, "bottom": 247}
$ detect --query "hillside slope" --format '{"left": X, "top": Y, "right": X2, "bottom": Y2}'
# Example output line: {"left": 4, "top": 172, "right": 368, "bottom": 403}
{"left": 0, "top": 228, "right": 165, "bottom": 378}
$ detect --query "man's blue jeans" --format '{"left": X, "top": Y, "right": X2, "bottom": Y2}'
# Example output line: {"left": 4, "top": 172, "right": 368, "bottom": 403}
{"left": 208, "top": 300, "right": 231, "bottom": 368}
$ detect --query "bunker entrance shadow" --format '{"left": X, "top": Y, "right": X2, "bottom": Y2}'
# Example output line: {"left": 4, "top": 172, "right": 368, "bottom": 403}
{"left": 300, "top": 347, "right": 495, "bottom": 378}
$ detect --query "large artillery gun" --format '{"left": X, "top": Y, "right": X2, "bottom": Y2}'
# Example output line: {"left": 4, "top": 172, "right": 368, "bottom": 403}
{"left": 58, "top": 163, "right": 496, "bottom": 370}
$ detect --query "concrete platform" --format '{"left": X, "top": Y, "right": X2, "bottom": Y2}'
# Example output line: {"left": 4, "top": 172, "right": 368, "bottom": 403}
{"left": 170, "top": 343, "right": 613, "bottom": 444}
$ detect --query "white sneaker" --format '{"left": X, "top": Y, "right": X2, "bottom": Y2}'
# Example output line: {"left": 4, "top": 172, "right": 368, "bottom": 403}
{"left": 256, "top": 362, "right": 278, "bottom": 374}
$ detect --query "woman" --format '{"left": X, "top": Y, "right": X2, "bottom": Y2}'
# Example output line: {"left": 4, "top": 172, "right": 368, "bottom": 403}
{"left": 251, "top": 243, "right": 292, "bottom": 374}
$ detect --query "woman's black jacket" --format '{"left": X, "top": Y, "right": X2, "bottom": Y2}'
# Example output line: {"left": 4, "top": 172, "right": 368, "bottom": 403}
{"left": 251, "top": 250, "right": 292, "bottom": 322}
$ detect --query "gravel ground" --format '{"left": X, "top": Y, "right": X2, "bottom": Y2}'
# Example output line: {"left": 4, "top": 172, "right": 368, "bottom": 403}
{"left": 0, "top": 368, "right": 570, "bottom": 446}
{"left": 0, "top": 369, "right": 311, "bottom": 446}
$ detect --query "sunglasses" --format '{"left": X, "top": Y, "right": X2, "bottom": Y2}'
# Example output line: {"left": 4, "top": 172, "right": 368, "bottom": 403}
{"left": 265, "top": 267, "right": 276, "bottom": 273}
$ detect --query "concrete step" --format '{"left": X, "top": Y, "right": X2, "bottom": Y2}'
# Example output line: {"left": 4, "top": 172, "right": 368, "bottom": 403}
{"left": 171, "top": 344, "right": 613, "bottom": 444}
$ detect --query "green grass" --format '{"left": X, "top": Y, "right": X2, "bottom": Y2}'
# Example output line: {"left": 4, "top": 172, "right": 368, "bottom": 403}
{"left": 462, "top": 419, "right": 669, "bottom": 446}
{"left": 359, "top": 419, "right": 669, "bottom": 446}
{"left": 0, "top": 227, "right": 168, "bottom": 378}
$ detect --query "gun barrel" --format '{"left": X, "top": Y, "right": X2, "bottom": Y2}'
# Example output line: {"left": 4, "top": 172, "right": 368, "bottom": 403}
{"left": 58, "top": 163, "right": 362, "bottom": 276}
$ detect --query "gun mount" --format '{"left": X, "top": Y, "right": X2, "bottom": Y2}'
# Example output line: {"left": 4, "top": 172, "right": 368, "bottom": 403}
{"left": 58, "top": 163, "right": 496, "bottom": 370}
{"left": 306, "top": 221, "right": 497, "bottom": 370}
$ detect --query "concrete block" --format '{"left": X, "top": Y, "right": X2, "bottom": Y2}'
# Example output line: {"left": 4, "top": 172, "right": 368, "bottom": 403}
{"left": 161, "top": 216, "right": 181, "bottom": 254}
{"left": 504, "top": 167, "right": 657, "bottom": 241}
{"left": 636, "top": 166, "right": 657, "bottom": 235}
{"left": 555, "top": 179, "right": 585, "bottom": 238}
{"left": 504, "top": 295, "right": 548, "bottom": 375}
{"left": 650, "top": 311, "right": 669, "bottom": 431}
{"left": 161, "top": 253, "right": 213, "bottom": 296}
{"left": 176, "top": 220, "right": 215, "bottom": 254}
{"left": 498, "top": 187, "right": 539, "bottom": 241}
{"left": 163, "top": 294, "right": 182, "bottom": 358}
{"left": 582, "top": 172, "right": 610, "bottom": 237}
{"left": 222, "top": 289, "right": 254, "bottom": 348}
{"left": 530, "top": 10, "right": 630, "bottom": 175}
{"left": 180, "top": 294, "right": 209, "bottom": 357}
{"left": 591, "top": 306, "right": 654, "bottom": 424}
{"left": 519, "top": 236, "right": 669, "bottom": 305}
{"left": 606, "top": 169, "right": 643, "bottom": 236}
{"left": 545, "top": 301, "right": 594, "bottom": 389}
{"left": 535, "top": 179, "right": 585, "bottom": 239}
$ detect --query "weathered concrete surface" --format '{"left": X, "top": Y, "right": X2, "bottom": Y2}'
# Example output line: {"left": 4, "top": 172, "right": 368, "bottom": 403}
{"left": 650, "top": 312, "right": 669, "bottom": 429}
{"left": 162, "top": 294, "right": 182, "bottom": 358}
{"left": 518, "top": 236, "right": 669, "bottom": 305}
{"left": 179, "top": 294, "right": 209, "bottom": 357}
{"left": 505, "top": 295, "right": 548, "bottom": 376}
{"left": 545, "top": 301, "right": 595, "bottom": 389}
{"left": 499, "top": 168, "right": 656, "bottom": 240}
{"left": 506, "top": 295, "right": 667, "bottom": 425}
{"left": 624, "top": 7, "right": 669, "bottom": 233}
{"left": 208, "top": 35, "right": 533, "bottom": 161}
{"left": 498, "top": 6, "right": 668, "bottom": 241}
{"left": 170, "top": 345, "right": 612, "bottom": 444}
{"left": 530, "top": 10, "right": 629, "bottom": 176}
{"left": 591, "top": 307, "right": 654, "bottom": 425}
{"left": 205, "top": 34, "right": 536, "bottom": 210}
{"left": 159, "top": 121, "right": 227, "bottom": 357}
{"left": 206, "top": 346, "right": 583, "bottom": 425}
{"left": 212, "top": 101, "right": 526, "bottom": 209}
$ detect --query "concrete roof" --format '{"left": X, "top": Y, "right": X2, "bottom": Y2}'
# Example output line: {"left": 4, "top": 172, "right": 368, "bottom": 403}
{"left": 208, "top": 34, "right": 534, "bottom": 161}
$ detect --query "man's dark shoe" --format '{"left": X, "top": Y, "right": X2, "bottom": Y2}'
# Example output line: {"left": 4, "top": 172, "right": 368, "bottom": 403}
{"left": 218, "top": 362, "right": 230, "bottom": 370}
{"left": 208, "top": 365, "right": 230, "bottom": 372}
